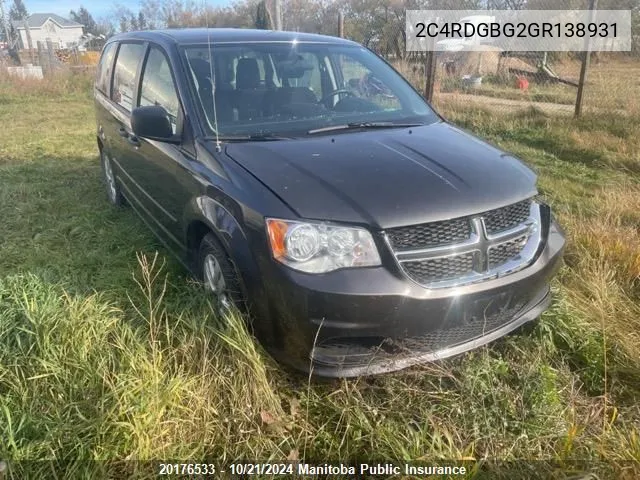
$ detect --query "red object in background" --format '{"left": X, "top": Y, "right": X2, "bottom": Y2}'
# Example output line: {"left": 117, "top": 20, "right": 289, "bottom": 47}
{"left": 516, "top": 76, "right": 529, "bottom": 91}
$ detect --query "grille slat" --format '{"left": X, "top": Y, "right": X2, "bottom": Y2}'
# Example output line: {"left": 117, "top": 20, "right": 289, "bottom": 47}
{"left": 403, "top": 253, "right": 475, "bottom": 284}
{"left": 488, "top": 235, "right": 528, "bottom": 269}
{"left": 387, "top": 217, "right": 471, "bottom": 250}
{"left": 483, "top": 199, "right": 532, "bottom": 234}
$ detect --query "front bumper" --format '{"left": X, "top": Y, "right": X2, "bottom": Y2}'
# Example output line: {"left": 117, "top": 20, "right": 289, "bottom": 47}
{"left": 260, "top": 217, "right": 565, "bottom": 377}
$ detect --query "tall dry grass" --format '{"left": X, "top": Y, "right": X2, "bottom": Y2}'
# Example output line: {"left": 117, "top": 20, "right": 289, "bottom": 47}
{"left": 0, "top": 67, "right": 95, "bottom": 100}
{"left": 0, "top": 254, "right": 296, "bottom": 477}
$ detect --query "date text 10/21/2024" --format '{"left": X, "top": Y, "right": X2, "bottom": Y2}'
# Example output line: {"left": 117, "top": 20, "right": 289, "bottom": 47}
{"left": 158, "top": 462, "right": 468, "bottom": 476}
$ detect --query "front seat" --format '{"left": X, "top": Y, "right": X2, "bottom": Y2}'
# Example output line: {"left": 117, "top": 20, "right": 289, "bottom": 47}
{"left": 234, "top": 58, "right": 265, "bottom": 121}
{"left": 188, "top": 58, "right": 234, "bottom": 124}
{"left": 263, "top": 86, "right": 322, "bottom": 118}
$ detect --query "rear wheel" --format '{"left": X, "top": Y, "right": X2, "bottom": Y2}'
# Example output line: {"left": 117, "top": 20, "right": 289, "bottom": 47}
{"left": 198, "top": 233, "right": 244, "bottom": 315}
{"left": 101, "top": 150, "right": 125, "bottom": 206}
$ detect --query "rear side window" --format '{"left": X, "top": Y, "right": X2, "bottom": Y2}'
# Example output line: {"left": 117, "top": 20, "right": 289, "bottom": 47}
{"left": 111, "top": 43, "right": 144, "bottom": 112}
{"left": 95, "top": 42, "right": 116, "bottom": 94}
{"left": 139, "top": 46, "right": 180, "bottom": 133}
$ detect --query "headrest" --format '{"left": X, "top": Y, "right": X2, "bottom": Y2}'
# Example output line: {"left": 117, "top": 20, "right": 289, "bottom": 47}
{"left": 236, "top": 57, "right": 261, "bottom": 89}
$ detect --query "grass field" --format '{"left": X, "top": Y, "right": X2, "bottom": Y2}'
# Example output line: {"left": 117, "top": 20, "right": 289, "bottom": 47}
{"left": 0, "top": 71, "right": 639, "bottom": 479}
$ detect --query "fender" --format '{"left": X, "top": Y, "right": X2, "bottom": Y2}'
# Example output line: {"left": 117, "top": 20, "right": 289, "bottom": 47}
{"left": 181, "top": 192, "right": 272, "bottom": 326}
{"left": 183, "top": 192, "right": 250, "bottom": 268}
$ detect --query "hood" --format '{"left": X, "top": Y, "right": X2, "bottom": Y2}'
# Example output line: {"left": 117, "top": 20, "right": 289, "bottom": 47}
{"left": 225, "top": 121, "right": 537, "bottom": 229}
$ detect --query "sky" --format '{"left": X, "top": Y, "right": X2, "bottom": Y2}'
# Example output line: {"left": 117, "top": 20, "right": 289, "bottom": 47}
{"left": 24, "top": 1, "right": 143, "bottom": 19}
{"left": 23, "top": 0, "right": 231, "bottom": 20}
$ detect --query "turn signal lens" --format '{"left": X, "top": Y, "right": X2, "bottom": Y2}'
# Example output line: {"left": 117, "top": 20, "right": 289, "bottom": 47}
{"left": 266, "top": 219, "right": 289, "bottom": 259}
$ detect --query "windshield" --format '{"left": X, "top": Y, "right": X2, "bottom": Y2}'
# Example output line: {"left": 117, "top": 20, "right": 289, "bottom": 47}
{"left": 183, "top": 42, "right": 438, "bottom": 137}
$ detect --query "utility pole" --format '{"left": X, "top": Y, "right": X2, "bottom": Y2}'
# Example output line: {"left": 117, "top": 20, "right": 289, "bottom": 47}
{"left": 338, "top": 11, "right": 344, "bottom": 38}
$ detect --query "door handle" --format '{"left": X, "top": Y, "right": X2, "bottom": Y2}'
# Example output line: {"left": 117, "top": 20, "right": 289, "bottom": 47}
{"left": 127, "top": 135, "right": 141, "bottom": 147}
{"left": 118, "top": 127, "right": 129, "bottom": 138}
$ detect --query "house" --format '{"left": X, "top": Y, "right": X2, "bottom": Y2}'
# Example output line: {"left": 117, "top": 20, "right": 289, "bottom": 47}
{"left": 12, "top": 13, "right": 84, "bottom": 50}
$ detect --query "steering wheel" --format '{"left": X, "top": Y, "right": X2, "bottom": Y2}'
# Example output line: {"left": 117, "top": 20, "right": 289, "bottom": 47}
{"left": 319, "top": 88, "right": 355, "bottom": 105}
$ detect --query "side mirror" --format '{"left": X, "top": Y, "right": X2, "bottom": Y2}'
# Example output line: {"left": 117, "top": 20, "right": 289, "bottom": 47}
{"left": 131, "top": 105, "right": 181, "bottom": 144}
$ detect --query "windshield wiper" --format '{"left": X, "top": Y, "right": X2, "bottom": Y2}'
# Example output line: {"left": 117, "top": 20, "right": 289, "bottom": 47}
{"left": 208, "top": 133, "right": 292, "bottom": 142}
{"left": 307, "top": 122, "right": 425, "bottom": 135}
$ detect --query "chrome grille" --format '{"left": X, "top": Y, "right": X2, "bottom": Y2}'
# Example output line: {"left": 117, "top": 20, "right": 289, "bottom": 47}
{"left": 483, "top": 199, "right": 532, "bottom": 234}
{"left": 403, "top": 253, "right": 475, "bottom": 284}
{"left": 387, "top": 218, "right": 471, "bottom": 250}
{"left": 386, "top": 199, "right": 541, "bottom": 289}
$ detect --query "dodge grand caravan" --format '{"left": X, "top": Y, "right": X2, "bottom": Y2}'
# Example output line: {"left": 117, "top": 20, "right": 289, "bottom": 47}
{"left": 94, "top": 28, "right": 565, "bottom": 377}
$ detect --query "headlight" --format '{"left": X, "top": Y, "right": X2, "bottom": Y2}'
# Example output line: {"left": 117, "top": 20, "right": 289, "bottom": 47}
{"left": 266, "top": 218, "right": 381, "bottom": 273}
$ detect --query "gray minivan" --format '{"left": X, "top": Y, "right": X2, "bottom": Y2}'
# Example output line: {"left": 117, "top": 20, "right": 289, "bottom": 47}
{"left": 94, "top": 28, "right": 565, "bottom": 377}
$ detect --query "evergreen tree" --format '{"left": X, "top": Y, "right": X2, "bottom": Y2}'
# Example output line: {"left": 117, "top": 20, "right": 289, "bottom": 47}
{"left": 255, "top": 1, "right": 272, "bottom": 30}
{"left": 9, "top": 0, "right": 28, "bottom": 21}
{"left": 70, "top": 6, "right": 99, "bottom": 36}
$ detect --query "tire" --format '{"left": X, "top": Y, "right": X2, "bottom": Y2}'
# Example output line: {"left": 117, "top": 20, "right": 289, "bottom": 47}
{"left": 198, "top": 233, "right": 245, "bottom": 315}
{"left": 101, "top": 150, "right": 125, "bottom": 207}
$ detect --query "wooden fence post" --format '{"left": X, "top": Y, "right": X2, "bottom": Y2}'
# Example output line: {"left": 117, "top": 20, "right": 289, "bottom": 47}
{"left": 23, "top": 19, "right": 35, "bottom": 64}
{"left": 37, "top": 40, "right": 48, "bottom": 75}
{"left": 423, "top": 36, "right": 437, "bottom": 103}
{"left": 46, "top": 39, "right": 56, "bottom": 71}
{"left": 575, "top": 0, "right": 598, "bottom": 117}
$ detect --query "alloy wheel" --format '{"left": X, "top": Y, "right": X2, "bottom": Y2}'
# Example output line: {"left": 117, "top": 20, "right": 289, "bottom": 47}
{"left": 204, "top": 253, "right": 231, "bottom": 310}
{"left": 102, "top": 153, "right": 117, "bottom": 203}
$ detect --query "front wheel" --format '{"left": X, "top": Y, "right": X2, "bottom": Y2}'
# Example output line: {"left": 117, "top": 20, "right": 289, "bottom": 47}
{"left": 101, "top": 150, "right": 125, "bottom": 206}
{"left": 198, "top": 233, "right": 245, "bottom": 315}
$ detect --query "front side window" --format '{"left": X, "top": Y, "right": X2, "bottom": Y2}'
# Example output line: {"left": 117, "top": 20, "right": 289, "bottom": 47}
{"left": 111, "top": 43, "right": 144, "bottom": 112}
{"left": 139, "top": 46, "right": 180, "bottom": 133}
{"left": 183, "top": 43, "right": 436, "bottom": 137}
{"left": 95, "top": 42, "right": 116, "bottom": 94}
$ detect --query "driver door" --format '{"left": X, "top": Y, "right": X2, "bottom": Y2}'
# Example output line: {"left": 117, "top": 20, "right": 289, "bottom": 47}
{"left": 131, "top": 43, "right": 190, "bottom": 253}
